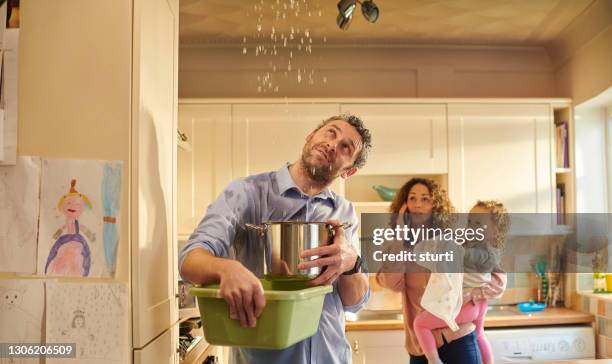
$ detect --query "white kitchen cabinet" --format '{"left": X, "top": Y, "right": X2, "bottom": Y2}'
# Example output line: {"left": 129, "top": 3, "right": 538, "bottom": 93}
{"left": 447, "top": 104, "right": 553, "bottom": 213}
{"left": 134, "top": 324, "right": 179, "bottom": 364}
{"left": 178, "top": 104, "right": 233, "bottom": 236}
{"left": 232, "top": 103, "right": 341, "bottom": 175}
{"left": 232, "top": 103, "right": 345, "bottom": 195}
{"left": 346, "top": 330, "right": 409, "bottom": 364}
{"left": 131, "top": 0, "right": 179, "bottom": 352}
{"left": 340, "top": 104, "right": 448, "bottom": 175}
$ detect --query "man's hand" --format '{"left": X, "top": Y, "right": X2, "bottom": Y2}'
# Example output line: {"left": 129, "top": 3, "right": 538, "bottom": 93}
{"left": 298, "top": 219, "right": 358, "bottom": 286}
{"left": 218, "top": 260, "right": 266, "bottom": 328}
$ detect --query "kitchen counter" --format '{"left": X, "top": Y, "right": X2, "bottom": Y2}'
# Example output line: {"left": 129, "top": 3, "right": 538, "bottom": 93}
{"left": 345, "top": 307, "right": 594, "bottom": 331}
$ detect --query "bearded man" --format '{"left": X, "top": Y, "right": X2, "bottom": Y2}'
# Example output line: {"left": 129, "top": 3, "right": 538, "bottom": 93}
{"left": 180, "top": 114, "right": 372, "bottom": 364}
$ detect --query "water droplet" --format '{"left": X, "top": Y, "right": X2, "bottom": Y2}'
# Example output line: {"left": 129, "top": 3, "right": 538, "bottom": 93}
{"left": 289, "top": 51, "right": 293, "bottom": 58}
{"left": 283, "top": 38, "right": 287, "bottom": 47}
{"left": 257, "top": 24, "right": 262, "bottom": 32}
{"left": 273, "top": 65, "right": 277, "bottom": 71}
{"left": 305, "top": 30, "right": 310, "bottom": 37}
{"left": 308, "top": 11, "right": 311, "bottom": 17}
{"left": 301, "top": 37, "right": 304, "bottom": 44}
{"left": 288, "top": 64, "right": 292, "bottom": 71}
{"left": 323, "top": 76, "right": 327, "bottom": 83}
{"left": 290, "top": 33, "right": 294, "bottom": 40}
{"left": 309, "top": 38, "right": 312, "bottom": 43}
{"left": 243, "top": 36, "right": 247, "bottom": 43}
{"left": 323, "top": 36, "right": 327, "bottom": 43}
{"left": 291, "top": 27, "right": 295, "bottom": 34}
{"left": 282, "top": 12, "right": 286, "bottom": 19}
{"left": 318, "top": 10, "right": 322, "bottom": 16}
{"left": 272, "top": 26, "right": 276, "bottom": 34}
{"left": 243, "top": 47, "right": 247, "bottom": 54}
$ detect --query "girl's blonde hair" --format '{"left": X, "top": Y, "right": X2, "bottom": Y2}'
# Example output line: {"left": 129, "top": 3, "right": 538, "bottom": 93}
{"left": 473, "top": 200, "right": 510, "bottom": 249}
{"left": 390, "top": 178, "right": 456, "bottom": 229}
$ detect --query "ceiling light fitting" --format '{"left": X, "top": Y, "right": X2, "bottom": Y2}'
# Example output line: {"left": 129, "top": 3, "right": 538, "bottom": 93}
{"left": 336, "top": 0, "right": 379, "bottom": 30}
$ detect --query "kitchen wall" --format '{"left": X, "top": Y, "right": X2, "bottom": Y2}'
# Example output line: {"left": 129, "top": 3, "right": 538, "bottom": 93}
{"left": 548, "top": 0, "right": 612, "bottom": 105}
{"left": 574, "top": 92, "right": 611, "bottom": 214}
{"left": 0, "top": 0, "right": 132, "bottom": 282}
{"left": 179, "top": 45, "right": 556, "bottom": 98}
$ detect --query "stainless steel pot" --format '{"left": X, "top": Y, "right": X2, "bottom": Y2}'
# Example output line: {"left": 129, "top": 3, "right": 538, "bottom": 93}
{"left": 245, "top": 221, "right": 351, "bottom": 280}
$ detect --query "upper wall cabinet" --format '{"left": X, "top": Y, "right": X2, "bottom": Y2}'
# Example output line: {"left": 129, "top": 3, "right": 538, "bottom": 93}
{"left": 447, "top": 104, "right": 552, "bottom": 213}
{"left": 340, "top": 104, "right": 448, "bottom": 175}
{"left": 232, "top": 103, "right": 341, "bottom": 175}
{"left": 178, "top": 104, "right": 233, "bottom": 235}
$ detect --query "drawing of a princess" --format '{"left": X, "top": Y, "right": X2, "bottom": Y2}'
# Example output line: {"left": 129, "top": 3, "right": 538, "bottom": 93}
{"left": 45, "top": 179, "right": 96, "bottom": 276}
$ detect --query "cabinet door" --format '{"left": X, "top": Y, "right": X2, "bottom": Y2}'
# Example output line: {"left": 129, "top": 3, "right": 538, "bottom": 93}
{"left": 448, "top": 104, "right": 552, "bottom": 213}
{"left": 340, "top": 104, "right": 448, "bottom": 175}
{"left": 232, "top": 103, "right": 344, "bottom": 194}
{"left": 346, "top": 330, "right": 409, "bottom": 364}
{"left": 132, "top": 0, "right": 179, "bottom": 349}
{"left": 178, "top": 104, "right": 233, "bottom": 236}
{"left": 133, "top": 326, "right": 177, "bottom": 364}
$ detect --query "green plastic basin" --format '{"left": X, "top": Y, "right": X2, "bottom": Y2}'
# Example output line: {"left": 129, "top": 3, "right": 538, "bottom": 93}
{"left": 190, "top": 279, "right": 332, "bottom": 349}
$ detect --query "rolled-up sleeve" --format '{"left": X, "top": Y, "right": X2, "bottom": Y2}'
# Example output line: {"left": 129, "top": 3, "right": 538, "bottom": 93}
{"left": 343, "top": 285, "right": 371, "bottom": 313}
{"left": 341, "top": 204, "right": 371, "bottom": 313}
{"left": 178, "top": 179, "right": 248, "bottom": 276}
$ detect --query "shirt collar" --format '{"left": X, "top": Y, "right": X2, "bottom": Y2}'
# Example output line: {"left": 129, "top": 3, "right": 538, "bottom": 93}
{"left": 276, "top": 163, "right": 337, "bottom": 208}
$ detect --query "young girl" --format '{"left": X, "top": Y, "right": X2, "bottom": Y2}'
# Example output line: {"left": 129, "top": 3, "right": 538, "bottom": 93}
{"left": 413, "top": 200, "right": 510, "bottom": 364}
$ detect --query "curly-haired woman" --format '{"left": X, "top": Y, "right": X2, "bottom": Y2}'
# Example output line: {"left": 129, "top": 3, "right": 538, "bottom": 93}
{"left": 376, "top": 178, "right": 507, "bottom": 364}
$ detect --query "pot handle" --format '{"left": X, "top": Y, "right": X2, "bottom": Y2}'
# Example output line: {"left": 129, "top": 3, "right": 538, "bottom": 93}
{"left": 245, "top": 223, "right": 268, "bottom": 235}
{"left": 329, "top": 222, "right": 353, "bottom": 235}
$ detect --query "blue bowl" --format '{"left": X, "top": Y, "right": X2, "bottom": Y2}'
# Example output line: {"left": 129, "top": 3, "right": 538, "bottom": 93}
{"left": 517, "top": 301, "right": 546, "bottom": 313}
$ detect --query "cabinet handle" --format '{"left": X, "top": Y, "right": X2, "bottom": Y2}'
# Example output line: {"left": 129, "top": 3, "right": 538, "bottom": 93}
{"left": 352, "top": 339, "right": 359, "bottom": 354}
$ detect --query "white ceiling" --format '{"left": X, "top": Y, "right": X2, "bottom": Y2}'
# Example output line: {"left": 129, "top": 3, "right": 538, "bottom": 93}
{"left": 180, "top": 0, "right": 594, "bottom": 46}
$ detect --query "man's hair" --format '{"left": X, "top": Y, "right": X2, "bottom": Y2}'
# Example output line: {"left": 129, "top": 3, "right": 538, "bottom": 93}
{"left": 314, "top": 113, "right": 372, "bottom": 168}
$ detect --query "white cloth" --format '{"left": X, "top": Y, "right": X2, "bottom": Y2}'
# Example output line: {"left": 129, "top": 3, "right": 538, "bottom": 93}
{"left": 420, "top": 272, "right": 464, "bottom": 331}
{"left": 414, "top": 240, "right": 465, "bottom": 331}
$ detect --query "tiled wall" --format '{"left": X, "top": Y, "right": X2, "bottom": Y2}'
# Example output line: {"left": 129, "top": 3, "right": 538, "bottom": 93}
{"left": 367, "top": 272, "right": 539, "bottom": 310}
{"left": 572, "top": 291, "right": 612, "bottom": 358}
{"left": 489, "top": 272, "right": 538, "bottom": 305}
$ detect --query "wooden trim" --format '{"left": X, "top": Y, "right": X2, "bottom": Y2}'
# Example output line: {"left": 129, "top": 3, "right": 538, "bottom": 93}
{"left": 180, "top": 98, "right": 573, "bottom": 105}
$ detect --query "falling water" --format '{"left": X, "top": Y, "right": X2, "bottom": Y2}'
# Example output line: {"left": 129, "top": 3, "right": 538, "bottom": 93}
{"left": 241, "top": 0, "right": 328, "bottom": 94}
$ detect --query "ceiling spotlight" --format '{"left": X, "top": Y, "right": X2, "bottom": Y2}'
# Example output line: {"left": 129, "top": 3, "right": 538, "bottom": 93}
{"left": 336, "top": 0, "right": 356, "bottom": 30}
{"left": 361, "top": 0, "right": 379, "bottom": 23}
{"left": 336, "top": 0, "right": 380, "bottom": 30}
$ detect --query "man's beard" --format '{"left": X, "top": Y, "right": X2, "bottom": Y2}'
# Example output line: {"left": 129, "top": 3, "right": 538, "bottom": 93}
{"left": 301, "top": 143, "right": 337, "bottom": 185}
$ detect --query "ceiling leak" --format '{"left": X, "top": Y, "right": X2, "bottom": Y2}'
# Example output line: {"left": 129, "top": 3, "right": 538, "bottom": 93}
{"left": 242, "top": 0, "right": 328, "bottom": 94}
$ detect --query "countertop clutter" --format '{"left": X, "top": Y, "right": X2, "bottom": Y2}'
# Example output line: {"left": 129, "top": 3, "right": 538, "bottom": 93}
{"left": 345, "top": 306, "right": 594, "bottom": 331}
